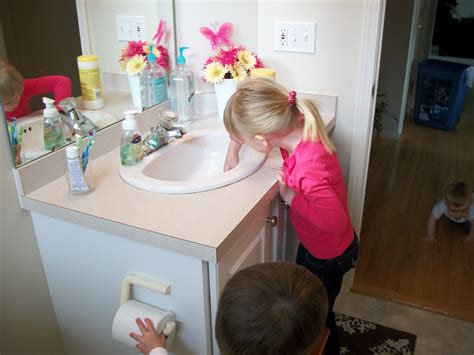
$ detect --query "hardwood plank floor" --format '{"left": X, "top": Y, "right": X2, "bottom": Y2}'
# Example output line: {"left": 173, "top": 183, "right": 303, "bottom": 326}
{"left": 353, "top": 112, "right": 474, "bottom": 322}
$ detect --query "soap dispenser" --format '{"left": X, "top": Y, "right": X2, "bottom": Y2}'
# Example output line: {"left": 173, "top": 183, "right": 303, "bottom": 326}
{"left": 120, "top": 110, "right": 144, "bottom": 166}
{"left": 142, "top": 45, "right": 168, "bottom": 108}
{"left": 170, "top": 46, "right": 195, "bottom": 125}
{"left": 43, "top": 97, "right": 66, "bottom": 150}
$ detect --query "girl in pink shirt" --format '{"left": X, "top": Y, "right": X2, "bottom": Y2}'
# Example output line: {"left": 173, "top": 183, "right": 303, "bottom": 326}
{"left": 223, "top": 78, "right": 358, "bottom": 355}
{"left": 0, "top": 58, "right": 71, "bottom": 121}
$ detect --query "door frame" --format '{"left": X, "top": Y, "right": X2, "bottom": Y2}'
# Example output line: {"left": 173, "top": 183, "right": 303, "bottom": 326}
{"left": 398, "top": 0, "right": 422, "bottom": 135}
{"left": 342, "top": 0, "right": 386, "bottom": 293}
{"left": 347, "top": 0, "right": 386, "bottom": 237}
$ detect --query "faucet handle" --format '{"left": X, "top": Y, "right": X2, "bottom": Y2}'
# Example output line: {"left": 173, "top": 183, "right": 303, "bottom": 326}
{"left": 159, "top": 110, "right": 178, "bottom": 130}
{"left": 58, "top": 97, "right": 77, "bottom": 113}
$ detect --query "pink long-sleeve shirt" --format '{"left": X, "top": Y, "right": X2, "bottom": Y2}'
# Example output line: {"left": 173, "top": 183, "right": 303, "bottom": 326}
{"left": 281, "top": 140, "right": 353, "bottom": 259}
{"left": 6, "top": 75, "right": 71, "bottom": 121}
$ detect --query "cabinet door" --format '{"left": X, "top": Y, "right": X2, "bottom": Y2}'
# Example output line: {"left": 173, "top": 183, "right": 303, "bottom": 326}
{"left": 216, "top": 203, "right": 272, "bottom": 294}
{"left": 270, "top": 197, "right": 289, "bottom": 261}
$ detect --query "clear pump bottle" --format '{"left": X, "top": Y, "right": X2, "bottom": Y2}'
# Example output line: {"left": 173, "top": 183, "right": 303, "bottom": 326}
{"left": 170, "top": 46, "right": 195, "bottom": 125}
{"left": 142, "top": 45, "right": 168, "bottom": 108}
{"left": 43, "top": 97, "right": 66, "bottom": 150}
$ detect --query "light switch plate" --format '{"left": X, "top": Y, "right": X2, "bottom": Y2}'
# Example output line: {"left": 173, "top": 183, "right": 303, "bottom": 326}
{"left": 274, "top": 21, "right": 316, "bottom": 54}
{"left": 116, "top": 15, "right": 146, "bottom": 42}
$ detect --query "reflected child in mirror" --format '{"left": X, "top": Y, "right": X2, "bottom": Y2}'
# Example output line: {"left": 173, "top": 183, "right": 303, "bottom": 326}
{"left": 0, "top": 58, "right": 71, "bottom": 121}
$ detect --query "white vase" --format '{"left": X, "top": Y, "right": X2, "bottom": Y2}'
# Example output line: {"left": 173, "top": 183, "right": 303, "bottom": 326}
{"left": 214, "top": 79, "right": 237, "bottom": 119}
{"left": 127, "top": 74, "right": 143, "bottom": 109}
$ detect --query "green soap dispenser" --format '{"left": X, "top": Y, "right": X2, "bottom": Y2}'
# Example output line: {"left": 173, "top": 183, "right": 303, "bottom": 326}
{"left": 43, "top": 97, "right": 66, "bottom": 150}
{"left": 170, "top": 46, "right": 196, "bottom": 125}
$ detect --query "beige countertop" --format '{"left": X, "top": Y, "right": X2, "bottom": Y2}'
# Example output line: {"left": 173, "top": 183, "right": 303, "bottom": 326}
{"left": 20, "top": 105, "right": 335, "bottom": 263}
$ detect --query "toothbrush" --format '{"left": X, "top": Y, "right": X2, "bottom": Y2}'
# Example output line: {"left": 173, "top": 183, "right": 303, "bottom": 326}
{"left": 81, "top": 130, "right": 95, "bottom": 172}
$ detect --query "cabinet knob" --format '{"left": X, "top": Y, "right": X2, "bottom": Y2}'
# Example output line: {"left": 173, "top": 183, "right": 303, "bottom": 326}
{"left": 266, "top": 216, "right": 278, "bottom": 227}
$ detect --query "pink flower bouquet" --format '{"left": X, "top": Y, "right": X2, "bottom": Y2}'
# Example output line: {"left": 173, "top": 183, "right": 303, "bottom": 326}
{"left": 200, "top": 22, "right": 264, "bottom": 84}
{"left": 119, "top": 20, "right": 170, "bottom": 75}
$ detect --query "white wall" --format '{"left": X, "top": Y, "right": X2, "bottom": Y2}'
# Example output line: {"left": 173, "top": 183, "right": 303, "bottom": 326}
{"left": 176, "top": 0, "right": 365, "bottom": 178}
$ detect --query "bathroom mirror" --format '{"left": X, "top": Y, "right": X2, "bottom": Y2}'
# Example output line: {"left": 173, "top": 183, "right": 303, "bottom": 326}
{"left": 1, "top": 0, "right": 176, "bottom": 168}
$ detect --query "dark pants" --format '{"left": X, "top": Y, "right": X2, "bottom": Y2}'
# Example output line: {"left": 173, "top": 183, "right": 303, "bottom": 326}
{"left": 296, "top": 232, "right": 359, "bottom": 355}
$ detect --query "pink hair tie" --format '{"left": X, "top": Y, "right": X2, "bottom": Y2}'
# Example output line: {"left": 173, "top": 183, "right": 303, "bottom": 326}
{"left": 288, "top": 91, "right": 297, "bottom": 106}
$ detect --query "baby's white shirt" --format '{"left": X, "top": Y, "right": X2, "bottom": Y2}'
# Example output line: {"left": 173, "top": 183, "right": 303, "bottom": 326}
{"left": 150, "top": 347, "right": 167, "bottom": 355}
{"left": 432, "top": 194, "right": 474, "bottom": 223}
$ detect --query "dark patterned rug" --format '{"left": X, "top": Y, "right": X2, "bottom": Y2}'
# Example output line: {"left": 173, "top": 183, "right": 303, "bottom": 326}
{"left": 336, "top": 313, "right": 417, "bottom": 355}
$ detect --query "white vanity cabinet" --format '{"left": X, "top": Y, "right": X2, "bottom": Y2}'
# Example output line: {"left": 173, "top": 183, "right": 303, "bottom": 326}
{"left": 30, "top": 194, "right": 288, "bottom": 355}
{"left": 17, "top": 98, "right": 334, "bottom": 355}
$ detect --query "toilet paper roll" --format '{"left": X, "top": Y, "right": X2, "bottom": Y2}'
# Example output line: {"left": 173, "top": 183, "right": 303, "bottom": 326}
{"left": 112, "top": 300, "right": 176, "bottom": 349}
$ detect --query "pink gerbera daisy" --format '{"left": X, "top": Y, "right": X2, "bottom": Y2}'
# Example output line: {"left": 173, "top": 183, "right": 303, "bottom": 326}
{"left": 122, "top": 40, "right": 147, "bottom": 60}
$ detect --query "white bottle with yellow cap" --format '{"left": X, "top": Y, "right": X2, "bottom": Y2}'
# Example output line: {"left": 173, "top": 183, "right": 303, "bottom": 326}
{"left": 77, "top": 55, "right": 104, "bottom": 110}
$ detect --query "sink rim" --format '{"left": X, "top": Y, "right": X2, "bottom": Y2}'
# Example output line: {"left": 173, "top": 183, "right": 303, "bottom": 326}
{"left": 119, "top": 129, "right": 267, "bottom": 194}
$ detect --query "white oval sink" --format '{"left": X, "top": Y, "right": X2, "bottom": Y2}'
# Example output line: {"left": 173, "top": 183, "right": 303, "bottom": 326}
{"left": 119, "top": 129, "right": 267, "bottom": 194}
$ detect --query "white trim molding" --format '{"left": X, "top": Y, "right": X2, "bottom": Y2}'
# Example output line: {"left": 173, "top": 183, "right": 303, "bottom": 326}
{"left": 75, "top": 0, "right": 92, "bottom": 55}
{"left": 347, "top": 0, "right": 386, "bottom": 236}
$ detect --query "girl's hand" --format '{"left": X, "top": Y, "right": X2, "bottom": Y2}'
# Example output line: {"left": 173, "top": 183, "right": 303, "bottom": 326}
{"left": 224, "top": 139, "right": 242, "bottom": 172}
{"left": 463, "top": 235, "right": 474, "bottom": 247}
{"left": 275, "top": 171, "right": 296, "bottom": 205}
{"left": 224, "top": 153, "right": 239, "bottom": 172}
{"left": 130, "top": 318, "right": 166, "bottom": 355}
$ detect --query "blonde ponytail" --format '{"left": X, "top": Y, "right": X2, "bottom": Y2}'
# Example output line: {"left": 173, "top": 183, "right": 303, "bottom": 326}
{"left": 224, "top": 77, "right": 335, "bottom": 153}
{"left": 298, "top": 99, "right": 335, "bottom": 153}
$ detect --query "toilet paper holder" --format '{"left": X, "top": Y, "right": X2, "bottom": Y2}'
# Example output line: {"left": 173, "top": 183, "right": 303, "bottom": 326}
{"left": 112, "top": 274, "right": 177, "bottom": 349}
{"left": 120, "top": 274, "right": 171, "bottom": 304}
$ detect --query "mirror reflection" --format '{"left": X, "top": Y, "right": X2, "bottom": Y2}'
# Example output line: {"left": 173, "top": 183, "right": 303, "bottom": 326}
{"left": 0, "top": 0, "right": 176, "bottom": 168}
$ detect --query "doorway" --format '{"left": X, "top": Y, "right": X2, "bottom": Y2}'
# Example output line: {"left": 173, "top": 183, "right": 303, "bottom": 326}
{"left": 352, "top": 0, "right": 474, "bottom": 322}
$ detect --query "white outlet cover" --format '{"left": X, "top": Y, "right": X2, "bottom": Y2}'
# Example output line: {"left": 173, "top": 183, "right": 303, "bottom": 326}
{"left": 274, "top": 21, "right": 316, "bottom": 54}
{"left": 116, "top": 15, "right": 146, "bottom": 42}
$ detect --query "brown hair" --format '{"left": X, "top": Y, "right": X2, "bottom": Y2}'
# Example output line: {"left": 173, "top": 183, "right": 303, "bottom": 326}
{"left": 215, "top": 262, "right": 328, "bottom": 355}
{"left": 223, "top": 77, "right": 335, "bottom": 153}
{"left": 444, "top": 181, "right": 472, "bottom": 207}
{"left": 0, "top": 58, "right": 23, "bottom": 104}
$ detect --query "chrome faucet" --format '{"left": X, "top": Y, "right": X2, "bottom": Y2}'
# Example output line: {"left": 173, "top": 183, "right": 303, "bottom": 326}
{"left": 58, "top": 97, "right": 98, "bottom": 136}
{"left": 143, "top": 110, "right": 186, "bottom": 156}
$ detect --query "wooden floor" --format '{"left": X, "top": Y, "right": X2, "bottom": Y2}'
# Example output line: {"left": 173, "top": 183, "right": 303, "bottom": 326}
{"left": 353, "top": 113, "right": 474, "bottom": 322}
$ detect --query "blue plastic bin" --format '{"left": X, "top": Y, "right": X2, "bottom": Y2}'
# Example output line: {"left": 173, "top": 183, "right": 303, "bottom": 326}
{"left": 414, "top": 59, "right": 469, "bottom": 130}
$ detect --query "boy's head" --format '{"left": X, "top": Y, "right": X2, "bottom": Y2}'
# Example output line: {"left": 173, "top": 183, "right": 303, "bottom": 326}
{"left": 0, "top": 58, "right": 24, "bottom": 112}
{"left": 444, "top": 181, "right": 472, "bottom": 219}
{"left": 215, "top": 262, "right": 328, "bottom": 355}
